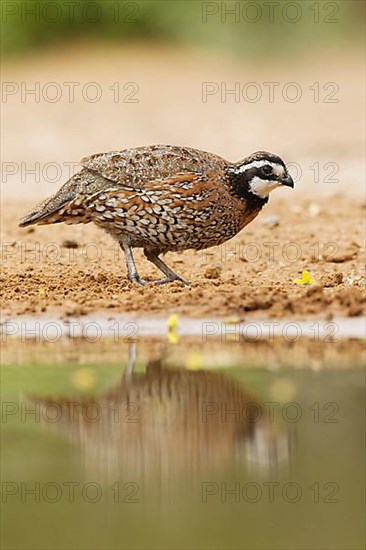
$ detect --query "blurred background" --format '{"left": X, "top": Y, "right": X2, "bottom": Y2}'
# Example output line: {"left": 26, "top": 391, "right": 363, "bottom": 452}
{"left": 1, "top": 0, "right": 365, "bottom": 201}
{"left": 1, "top": 5, "right": 365, "bottom": 549}
{"left": 2, "top": 0, "right": 364, "bottom": 57}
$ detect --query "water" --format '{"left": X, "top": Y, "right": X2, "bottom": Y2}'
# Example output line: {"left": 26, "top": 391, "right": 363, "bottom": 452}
{"left": 1, "top": 338, "right": 365, "bottom": 549}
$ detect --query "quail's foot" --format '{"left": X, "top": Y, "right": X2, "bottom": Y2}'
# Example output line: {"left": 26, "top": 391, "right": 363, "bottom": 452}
{"left": 130, "top": 275, "right": 189, "bottom": 286}
{"left": 154, "top": 275, "right": 190, "bottom": 286}
{"left": 129, "top": 275, "right": 148, "bottom": 286}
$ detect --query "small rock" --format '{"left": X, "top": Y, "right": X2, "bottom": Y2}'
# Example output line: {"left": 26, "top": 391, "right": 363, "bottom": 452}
{"left": 96, "top": 273, "right": 108, "bottom": 283}
{"left": 62, "top": 239, "right": 79, "bottom": 249}
{"left": 308, "top": 203, "right": 321, "bottom": 217}
{"left": 328, "top": 249, "right": 357, "bottom": 263}
{"left": 106, "top": 301, "right": 120, "bottom": 308}
{"left": 262, "top": 215, "right": 280, "bottom": 228}
{"left": 204, "top": 266, "right": 221, "bottom": 279}
{"left": 320, "top": 272, "right": 343, "bottom": 287}
{"left": 292, "top": 205, "right": 303, "bottom": 214}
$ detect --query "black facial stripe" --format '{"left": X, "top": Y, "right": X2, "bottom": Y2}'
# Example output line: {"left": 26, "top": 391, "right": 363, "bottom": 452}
{"left": 233, "top": 166, "right": 281, "bottom": 181}
{"left": 260, "top": 173, "right": 278, "bottom": 181}
{"left": 227, "top": 168, "right": 269, "bottom": 207}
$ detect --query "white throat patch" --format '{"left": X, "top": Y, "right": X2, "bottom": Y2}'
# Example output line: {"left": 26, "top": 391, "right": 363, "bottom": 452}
{"left": 249, "top": 176, "right": 281, "bottom": 198}
{"left": 233, "top": 159, "right": 287, "bottom": 198}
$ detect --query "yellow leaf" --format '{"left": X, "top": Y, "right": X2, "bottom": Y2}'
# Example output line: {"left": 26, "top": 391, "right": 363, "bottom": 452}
{"left": 294, "top": 270, "right": 316, "bottom": 285}
{"left": 166, "top": 314, "right": 178, "bottom": 331}
{"left": 166, "top": 314, "right": 179, "bottom": 344}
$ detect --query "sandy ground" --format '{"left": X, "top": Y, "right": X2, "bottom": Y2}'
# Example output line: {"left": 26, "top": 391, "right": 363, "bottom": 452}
{"left": 1, "top": 46, "right": 365, "bottom": 321}
{"left": 1, "top": 195, "right": 365, "bottom": 320}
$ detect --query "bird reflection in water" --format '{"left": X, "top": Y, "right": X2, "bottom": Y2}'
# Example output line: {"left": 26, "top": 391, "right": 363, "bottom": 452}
{"left": 29, "top": 345, "right": 292, "bottom": 484}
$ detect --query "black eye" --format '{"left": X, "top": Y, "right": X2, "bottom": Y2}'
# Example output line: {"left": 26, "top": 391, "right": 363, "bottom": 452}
{"left": 262, "top": 165, "right": 273, "bottom": 175}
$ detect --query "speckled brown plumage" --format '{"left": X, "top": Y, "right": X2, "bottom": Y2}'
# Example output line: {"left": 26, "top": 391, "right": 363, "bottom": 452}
{"left": 19, "top": 145, "right": 294, "bottom": 284}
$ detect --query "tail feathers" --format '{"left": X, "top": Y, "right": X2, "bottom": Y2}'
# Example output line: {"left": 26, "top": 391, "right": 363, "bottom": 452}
{"left": 18, "top": 168, "right": 108, "bottom": 228}
{"left": 18, "top": 175, "right": 84, "bottom": 228}
{"left": 19, "top": 205, "right": 65, "bottom": 227}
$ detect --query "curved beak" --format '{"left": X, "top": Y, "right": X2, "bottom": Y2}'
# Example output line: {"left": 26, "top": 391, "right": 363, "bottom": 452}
{"left": 281, "top": 173, "right": 294, "bottom": 188}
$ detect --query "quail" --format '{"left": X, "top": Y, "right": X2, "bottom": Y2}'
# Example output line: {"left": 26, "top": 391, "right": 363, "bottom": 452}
{"left": 19, "top": 145, "right": 294, "bottom": 285}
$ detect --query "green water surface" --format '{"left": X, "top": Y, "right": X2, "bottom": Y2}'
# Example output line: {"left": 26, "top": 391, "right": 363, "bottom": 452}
{"left": 1, "top": 341, "right": 365, "bottom": 550}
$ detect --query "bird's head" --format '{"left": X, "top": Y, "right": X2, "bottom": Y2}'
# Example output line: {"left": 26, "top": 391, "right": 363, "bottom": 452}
{"left": 230, "top": 151, "right": 294, "bottom": 199}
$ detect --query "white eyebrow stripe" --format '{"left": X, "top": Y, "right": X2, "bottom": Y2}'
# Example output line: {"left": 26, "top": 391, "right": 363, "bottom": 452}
{"left": 243, "top": 160, "right": 271, "bottom": 170}
{"left": 235, "top": 160, "right": 285, "bottom": 175}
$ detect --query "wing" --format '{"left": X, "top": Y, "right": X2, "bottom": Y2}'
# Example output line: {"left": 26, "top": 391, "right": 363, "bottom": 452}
{"left": 19, "top": 146, "right": 227, "bottom": 228}
{"left": 80, "top": 144, "right": 227, "bottom": 190}
{"left": 82, "top": 172, "right": 223, "bottom": 235}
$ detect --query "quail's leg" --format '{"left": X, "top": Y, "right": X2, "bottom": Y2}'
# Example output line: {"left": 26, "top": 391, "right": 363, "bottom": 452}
{"left": 120, "top": 242, "right": 146, "bottom": 285}
{"left": 144, "top": 248, "right": 190, "bottom": 285}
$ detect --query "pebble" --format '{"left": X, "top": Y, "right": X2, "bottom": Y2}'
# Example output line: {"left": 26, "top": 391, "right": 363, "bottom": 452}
{"left": 308, "top": 203, "right": 321, "bottom": 217}
{"left": 292, "top": 205, "right": 303, "bottom": 214}
{"left": 262, "top": 215, "right": 280, "bottom": 227}
{"left": 328, "top": 249, "right": 357, "bottom": 263}
{"left": 320, "top": 272, "right": 343, "bottom": 287}
{"left": 204, "top": 266, "right": 221, "bottom": 279}
{"left": 62, "top": 239, "right": 79, "bottom": 249}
